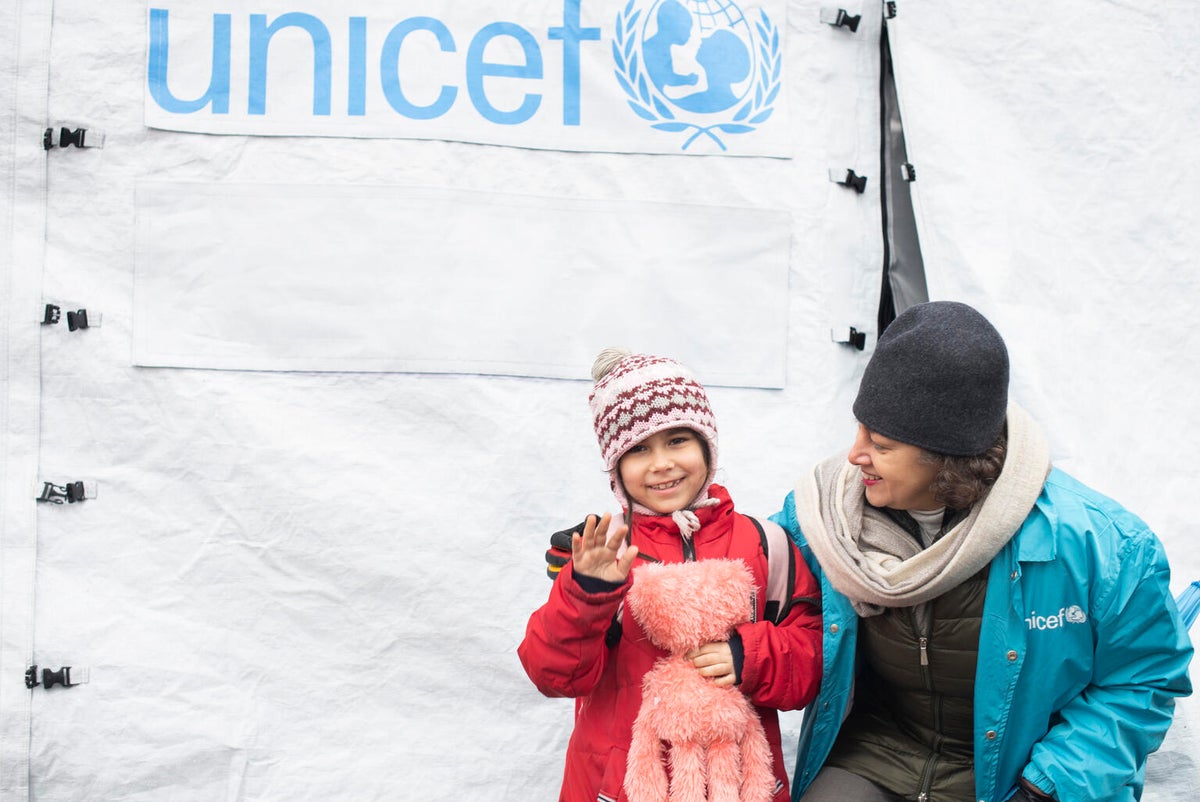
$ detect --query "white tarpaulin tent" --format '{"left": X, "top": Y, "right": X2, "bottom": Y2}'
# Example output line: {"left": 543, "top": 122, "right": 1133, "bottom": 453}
{"left": 1, "top": 1, "right": 1196, "bottom": 799}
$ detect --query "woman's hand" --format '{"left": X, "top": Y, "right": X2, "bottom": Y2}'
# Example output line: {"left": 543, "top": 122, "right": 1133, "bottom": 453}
{"left": 571, "top": 513, "right": 637, "bottom": 585}
{"left": 687, "top": 642, "right": 736, "bottom": 686}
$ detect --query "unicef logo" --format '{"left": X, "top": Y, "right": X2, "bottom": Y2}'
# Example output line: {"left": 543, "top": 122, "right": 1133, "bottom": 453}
{"left": 1025, "top": 606, "right": 1089, "bottom": 631}
{"left": 613, "top": 0, "right": 781, "bottom": 151}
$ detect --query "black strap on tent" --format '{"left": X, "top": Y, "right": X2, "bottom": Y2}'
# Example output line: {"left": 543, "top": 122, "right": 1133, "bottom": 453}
{"left": 36, "top": 480, "right": 94, "bottom": 504}
{"left": 40, "top": 303, "right": 102, "bottom": 331}
{"left": 877, "top": 18, "right": 929, "bottom": 333}
{"left": 25, "top": 665, "right": 88, "bottom": 690}
{"left": 831, "top": 168, "right": 868, "bottom": 194}
{"left": 820, "top": 7, "right": 862, "bottom": 32}
{"left": 43, "top": 126, "right": 105, "bottom": 150}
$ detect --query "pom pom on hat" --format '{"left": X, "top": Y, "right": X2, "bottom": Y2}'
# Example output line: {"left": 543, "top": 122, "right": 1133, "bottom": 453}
{"left": 588, "top": 347, "right": 718, "bottom": 476}
{"left": 852, "top": 301, "right": 1009, "bottom": 456}
{"left": 591, "top": 346, "right": 633, "bottom": 383}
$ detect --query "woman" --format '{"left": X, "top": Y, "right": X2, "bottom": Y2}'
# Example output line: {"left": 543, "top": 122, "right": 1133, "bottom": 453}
{"left": 774, "top": 301, "right": 1193, "bottom": 802}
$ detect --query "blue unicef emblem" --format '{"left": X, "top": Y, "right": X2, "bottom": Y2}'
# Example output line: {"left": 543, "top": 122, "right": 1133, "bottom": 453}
{"left": 613, "top": 0, "right": 781, "bottom": 151}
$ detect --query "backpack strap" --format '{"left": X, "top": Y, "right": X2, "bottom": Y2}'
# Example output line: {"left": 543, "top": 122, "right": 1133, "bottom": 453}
{"left": 748, "top": 516, "right": 796, "bottom": 625}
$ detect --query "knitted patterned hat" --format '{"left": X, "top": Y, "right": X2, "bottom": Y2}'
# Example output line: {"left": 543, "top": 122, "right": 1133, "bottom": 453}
{"left": 852, "top": 301, "right": 1009, "bottom": 456}
{"left": 588, "top": 347, "right": 718, "bottom": 482}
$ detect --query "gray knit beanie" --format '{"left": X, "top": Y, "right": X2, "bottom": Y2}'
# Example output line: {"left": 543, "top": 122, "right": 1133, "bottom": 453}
{"left": 852, "top": 301, "right": 1009, "bottom": 456}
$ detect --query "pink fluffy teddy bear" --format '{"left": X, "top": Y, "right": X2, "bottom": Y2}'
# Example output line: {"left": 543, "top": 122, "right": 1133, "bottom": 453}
{"left": 623, "top": 558, "right": 776, "bottom": 802}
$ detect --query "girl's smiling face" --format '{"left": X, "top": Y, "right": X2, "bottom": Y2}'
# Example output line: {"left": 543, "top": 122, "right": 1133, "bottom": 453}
{"left": 847, "top": 423, "right": 941, "bottom": 511}
{"left": 618, "top": 428, "right": 709, "bottom": 514}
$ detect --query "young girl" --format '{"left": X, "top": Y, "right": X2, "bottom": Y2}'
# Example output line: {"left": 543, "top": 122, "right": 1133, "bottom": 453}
{"left": 519, "top": 347, "right": 823, "bottom": 802}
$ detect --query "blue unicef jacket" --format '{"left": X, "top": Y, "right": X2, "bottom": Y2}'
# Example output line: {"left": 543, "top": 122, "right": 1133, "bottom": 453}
{"left": 772, "top": 467, "right": 1193, "bottom": 802}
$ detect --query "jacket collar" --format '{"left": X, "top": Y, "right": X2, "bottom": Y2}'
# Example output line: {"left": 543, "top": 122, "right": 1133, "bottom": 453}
{"left": 629, "top": 483, "right": 735, "bottom": 543}
{"left": 1013, "top": 470, "right": 1059, "bottom": 563}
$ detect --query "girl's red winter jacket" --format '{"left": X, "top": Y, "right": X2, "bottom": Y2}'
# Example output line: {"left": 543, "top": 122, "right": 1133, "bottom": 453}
{"left": 518, "top": 485, "right": 822, "bottom": 802}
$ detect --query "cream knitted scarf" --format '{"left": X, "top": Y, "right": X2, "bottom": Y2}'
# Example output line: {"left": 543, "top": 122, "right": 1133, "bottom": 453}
{"left": 795, "top": 403, "right": 1050, "bottom": 617}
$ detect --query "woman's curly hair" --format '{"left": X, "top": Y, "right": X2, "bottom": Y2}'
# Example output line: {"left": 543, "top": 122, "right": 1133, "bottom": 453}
{"left": 919, "top": 426, "right": 1008, "bottom": 510}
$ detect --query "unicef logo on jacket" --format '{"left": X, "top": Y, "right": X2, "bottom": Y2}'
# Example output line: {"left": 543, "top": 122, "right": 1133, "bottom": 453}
{"left": 1025, "top": 606, "right": 1089, "bottom": 631}
{"left": 613, "top": 0, "right": 781, "bottom": 151}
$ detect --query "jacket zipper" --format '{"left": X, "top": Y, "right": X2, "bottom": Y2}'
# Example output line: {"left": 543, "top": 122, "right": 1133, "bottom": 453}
{"left": 917, "top": 753, "right": 938, "bottom": 802}
{"left": 912, "top": 609, "right": 931, "bottom": 686}
{"left": 913, "top": 609, "right": 938, "bottom": 802}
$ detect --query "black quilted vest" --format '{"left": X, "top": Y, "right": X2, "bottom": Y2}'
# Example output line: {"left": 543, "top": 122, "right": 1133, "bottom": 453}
{"left": 825, "top": 509, "right": 988, "bottom": 801}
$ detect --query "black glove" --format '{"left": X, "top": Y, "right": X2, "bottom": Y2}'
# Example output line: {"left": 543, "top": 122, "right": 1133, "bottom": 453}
{"left": 544, "top": 517, "right": 597, "bottom": 580}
